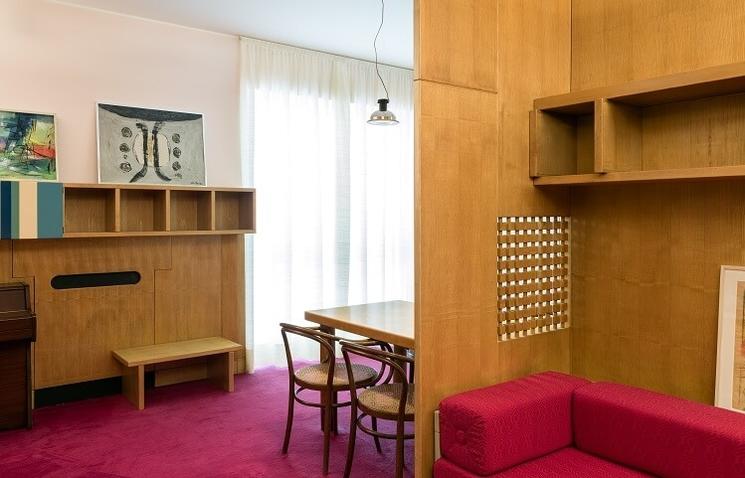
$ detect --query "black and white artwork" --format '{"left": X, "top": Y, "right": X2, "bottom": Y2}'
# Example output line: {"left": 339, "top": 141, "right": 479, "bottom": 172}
{"left": 97, "top": 103, "right": 205, "bottom": 185}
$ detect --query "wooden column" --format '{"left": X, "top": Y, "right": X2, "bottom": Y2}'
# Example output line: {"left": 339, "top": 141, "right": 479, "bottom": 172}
{"left": 414, "top": 1, "right": 572, "bottom": 475}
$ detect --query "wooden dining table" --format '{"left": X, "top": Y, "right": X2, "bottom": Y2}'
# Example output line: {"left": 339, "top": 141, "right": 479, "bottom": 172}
{"left": 304, "top": 300, "right": 414, "bottom": 431}
{"left": 305, "top": 300, "right": 414, "bottom": 350}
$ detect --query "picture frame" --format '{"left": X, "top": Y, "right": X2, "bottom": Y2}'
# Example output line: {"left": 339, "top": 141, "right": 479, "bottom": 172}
{"left": 715, "top": 264, "right": 745, "bottom": 413}
{"left": 96, "top": 102, "right": 207, "bottom": 186}
{"left": 0, "top": 108, "right": 59, "bottom": 182}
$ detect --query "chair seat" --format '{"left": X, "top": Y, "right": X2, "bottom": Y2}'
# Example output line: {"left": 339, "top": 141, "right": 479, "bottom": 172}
{"left": 294, "top": 362, "right": 377, "bottom": 389}
{"left": 358, "top": 383, "right": 415, "bottom": 419}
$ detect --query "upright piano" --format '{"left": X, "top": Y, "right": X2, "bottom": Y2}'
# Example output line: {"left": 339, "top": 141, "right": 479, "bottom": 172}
{"left": 0, "top": 283, "right": 35, "bottom": 429}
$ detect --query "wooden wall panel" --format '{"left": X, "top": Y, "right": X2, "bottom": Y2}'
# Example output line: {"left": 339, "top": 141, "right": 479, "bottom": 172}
{"left": 14, "top": 238, "right": 169, "bottom": 388}
{"left": 221, "top": 235, "right": 247, "bottom": 373}
{"left": 414, "top": 1, "right": 572, "bottom": 475}
{"left": 415, "top": 79, "right": 500, "bottom": 478}
{"left": 414, "top": 0, "right": 499, "bottom": 91}
{"left": 154, "top": 237, "right": 222, "bottom": 343}
{"left": 570, "top": 0, "right": 745, "bottom": 403}
{"left": 5, "top": 235, "right": 245, "bottom": 390}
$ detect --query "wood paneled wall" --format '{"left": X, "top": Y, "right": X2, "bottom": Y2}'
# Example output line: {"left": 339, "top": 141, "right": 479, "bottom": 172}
{"left": 570, "top": 0, "right": 745, "bottom": 403}
{"left": 414, "top": 1, "right": 572, "bottom": 475}
{"left": 0, "top": 236, "right": 245, "bottom": 389}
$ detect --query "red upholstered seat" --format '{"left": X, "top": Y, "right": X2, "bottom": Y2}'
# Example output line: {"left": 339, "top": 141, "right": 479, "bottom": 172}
{"left": 434, "top": 447, "right": 653, "bottom": 477}
{"left": 435, "top": 373, "right": 745, "bottom": 478}
{"left": 573, "top": 382, "right": 745, "bottom": 478}
{"left": 438, "top": 371, "right": 590, "bottom": 475}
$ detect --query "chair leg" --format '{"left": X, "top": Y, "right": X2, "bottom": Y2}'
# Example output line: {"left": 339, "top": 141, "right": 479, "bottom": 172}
{"left": 371, "top": 416, "right": 382, "bottom": 453}
{"left": 343, "top": 407, "right": 358, "bottom": 478}
{"left": 409, "top": 360, "right": 415, "bottom": 384}
{"left": 395, "top": 420, "right": 405, "bottom": 478}
{"left": 332, "top": 391, "right": 339, "bottom": 435}
{"left": 282, "top": 380, "right": 295, "bottom": 454}
{"left": 323, "top": 389, "right": 332, "bottom": 475}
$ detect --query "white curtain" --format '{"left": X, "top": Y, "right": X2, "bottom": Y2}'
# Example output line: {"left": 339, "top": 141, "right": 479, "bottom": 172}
{"left": 240, "top": 38, "right": 414, "bottom": 368}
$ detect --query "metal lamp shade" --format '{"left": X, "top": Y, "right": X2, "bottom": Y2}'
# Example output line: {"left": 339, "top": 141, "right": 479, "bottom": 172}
{"left": 368, "top": 98, "right": 399, "bottom": 126}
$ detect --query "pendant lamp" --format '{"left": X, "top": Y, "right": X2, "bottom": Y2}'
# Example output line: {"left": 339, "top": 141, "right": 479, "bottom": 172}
{"left": 368, "top": 0, "right": 398, "bottom": 126}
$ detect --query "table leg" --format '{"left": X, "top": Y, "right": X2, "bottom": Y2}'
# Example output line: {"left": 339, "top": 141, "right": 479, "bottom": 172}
{"left": 393, "top": 346, "right": 409, "bottom": 384}
{"left": 319, "top": 325, "right": 337, "bottom": 432}
{"left": 122, "top": 364, "right": 144, "bottom": 410}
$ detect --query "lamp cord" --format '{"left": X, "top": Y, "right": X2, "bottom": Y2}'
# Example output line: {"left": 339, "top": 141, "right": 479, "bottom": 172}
{"left": 373, "top": 0, "right": 389, "bottom": 101}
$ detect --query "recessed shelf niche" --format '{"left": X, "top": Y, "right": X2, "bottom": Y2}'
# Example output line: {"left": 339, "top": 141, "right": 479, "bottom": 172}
{"left": 530, "top": 100, "right": 596, "bottom": 176}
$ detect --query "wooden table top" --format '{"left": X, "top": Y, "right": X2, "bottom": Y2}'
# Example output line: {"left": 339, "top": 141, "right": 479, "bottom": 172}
{"left": 304, "top": 300, "right": 414, "bottom": 349}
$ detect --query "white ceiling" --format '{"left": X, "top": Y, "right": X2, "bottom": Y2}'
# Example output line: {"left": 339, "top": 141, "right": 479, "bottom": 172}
{"left": 58, "top": 0, "right": 414, "bottom": 69}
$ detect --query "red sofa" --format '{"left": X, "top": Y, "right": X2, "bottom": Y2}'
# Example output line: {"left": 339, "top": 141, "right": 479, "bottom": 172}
{"left": 434, "top": 372, "right": 745, "bottom": 477}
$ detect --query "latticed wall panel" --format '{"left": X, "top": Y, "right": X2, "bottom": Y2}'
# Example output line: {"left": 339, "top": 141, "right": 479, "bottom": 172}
{"left": 497, "top": 216, "right": 570, "bottom": 340}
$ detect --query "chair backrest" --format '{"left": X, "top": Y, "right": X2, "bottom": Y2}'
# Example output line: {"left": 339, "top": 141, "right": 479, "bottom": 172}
{"left": 340, "top": 341, "right": 414, "bottom": 418}
{"left": 573, "top": 382, "right": 745, "bottom": 478}
{"left": 280, "top": 323, "right": 339, "bottom": 389}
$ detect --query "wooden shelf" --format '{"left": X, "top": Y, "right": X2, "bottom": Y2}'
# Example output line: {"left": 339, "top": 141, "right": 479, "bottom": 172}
{"left": 531, "top": 61, "right": 745, "bottom": 185}
{"left": 533, "top": 165, "right": 745, "bottom": 185}
{"left": 62, "top": 184, "right": 254, "bottom": 238}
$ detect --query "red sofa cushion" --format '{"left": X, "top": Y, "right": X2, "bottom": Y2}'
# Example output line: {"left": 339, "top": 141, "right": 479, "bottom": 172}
{"left": 438, "top": 371, "right": 590, "bottom": 475}
{"left": 573, "top": 382, "right": 745, "bottom": 478}
{"left": 434, "top": 448, "right": 653, "bottom": 477}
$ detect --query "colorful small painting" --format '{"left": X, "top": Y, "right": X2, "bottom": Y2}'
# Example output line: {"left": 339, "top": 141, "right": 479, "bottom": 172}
{"left": 97, "top": 103, "right": 205, "bottom": 185}
{"left": 0, "top": 110, "right": 57, "bottom": 181}
{"left": 716, "top": 266, "right": 745, "bottom": 412}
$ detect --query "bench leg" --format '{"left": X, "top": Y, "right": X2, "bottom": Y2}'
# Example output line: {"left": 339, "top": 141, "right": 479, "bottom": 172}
{"left": 208, "top": 351, "right": 235, "bottom": 392}
{"left": 122, "top": 365, "right": 144, "bottom": 410}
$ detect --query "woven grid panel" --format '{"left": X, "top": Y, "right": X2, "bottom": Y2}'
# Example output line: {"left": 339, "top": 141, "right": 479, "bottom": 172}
{"left": 497, "top": 216, "right": 570, "bottom": 340}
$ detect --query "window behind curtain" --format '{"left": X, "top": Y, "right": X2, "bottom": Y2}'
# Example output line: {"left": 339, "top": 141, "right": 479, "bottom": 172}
{"left": 240, "top": 38, "right": 414, "bottom": 368}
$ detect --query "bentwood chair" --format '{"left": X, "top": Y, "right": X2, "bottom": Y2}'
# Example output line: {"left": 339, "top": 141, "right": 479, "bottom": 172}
{"left": 279, "top": 323, "right": 389, "bottom": 474}
{"left": 341, "top": 341, "right": 415, "bottom": 478}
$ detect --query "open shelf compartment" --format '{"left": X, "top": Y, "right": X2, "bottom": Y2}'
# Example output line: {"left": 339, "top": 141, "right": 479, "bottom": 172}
{"left": 170, "top": 190, "right": 213, "bottom": 231}
{"left": 64, "top": 186, "right": 118, "bottom": 234}
{"left": 215, "top": 190, "right": 254, "bottom": 231}
{"left": 531, "top": 61, "right": 745, "bottom": 186}
{"left": 119, "top": 189, "right": 167, "bottom": 232}
{"left": 530, "top": 100, "right": 597, "bottom": 177}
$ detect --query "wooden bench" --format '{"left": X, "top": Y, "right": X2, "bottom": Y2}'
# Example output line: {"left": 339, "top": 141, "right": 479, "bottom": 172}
{"left": 112, "top": 337, "right": 243, "bottom": 410}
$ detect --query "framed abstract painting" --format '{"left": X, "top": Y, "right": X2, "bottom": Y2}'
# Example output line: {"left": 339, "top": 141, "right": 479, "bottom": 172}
{"left": 0, "top": 110, "right": 57, "bottom": 181}
{"left": 97, "top": 103, "right": 206, "bottom": 185}
{"left": 716, "top": 265, "right": 745, "bottom": 413}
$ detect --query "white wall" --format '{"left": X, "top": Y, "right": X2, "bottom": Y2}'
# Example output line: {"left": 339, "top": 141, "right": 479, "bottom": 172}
{"left": 2, "top": 0, "right": 242, "bottom": 186}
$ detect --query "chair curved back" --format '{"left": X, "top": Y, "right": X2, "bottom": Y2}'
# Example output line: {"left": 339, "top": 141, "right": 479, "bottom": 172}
{"left": 340, "top": 341, "right": 414, "bottom": 419}
{"left": 280, "top": 323, "right": 339, "bottom": 390}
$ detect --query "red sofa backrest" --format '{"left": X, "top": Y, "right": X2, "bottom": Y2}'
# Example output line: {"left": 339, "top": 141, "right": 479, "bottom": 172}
{"left": 438, "top": 371, "right": 590, "bottom": 476}
{"left": 573, "top": 382, "right": 745, "bottom": 478}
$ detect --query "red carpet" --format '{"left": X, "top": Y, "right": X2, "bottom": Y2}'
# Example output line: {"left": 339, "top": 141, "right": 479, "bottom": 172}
{"left": 0, "top": 365, "right": 414, "bottom": 477}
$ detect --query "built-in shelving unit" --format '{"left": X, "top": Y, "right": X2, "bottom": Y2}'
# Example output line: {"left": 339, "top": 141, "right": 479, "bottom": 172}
{"left": 530, "top": 62, "right": 745, "bottom": 186}
{"left": 63, "top": 184, "right": 255, "bottom": 238}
